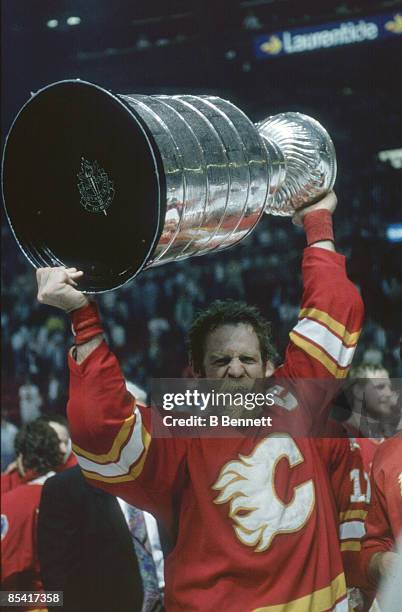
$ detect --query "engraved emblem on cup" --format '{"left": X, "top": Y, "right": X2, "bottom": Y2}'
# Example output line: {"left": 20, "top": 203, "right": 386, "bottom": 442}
{"left": 77, "top": 157, "right": 115, "bottom": 216}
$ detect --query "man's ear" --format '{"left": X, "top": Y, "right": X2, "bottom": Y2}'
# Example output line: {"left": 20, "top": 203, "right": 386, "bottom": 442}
{"left": 265, "top": 361, "right": 275, "bottom": 377}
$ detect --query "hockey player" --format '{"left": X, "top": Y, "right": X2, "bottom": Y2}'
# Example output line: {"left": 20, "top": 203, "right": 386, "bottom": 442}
{"left": 360, "top": 430, "right": 402, "bottom": 595}
{"left": 35, "top": 192, "right": 364, "bottom": 610}
{"left": 1, "top": 420, "right": 61, "bottom": 610}
{"left": 1, "top": 414, "right": 77, "bottom": 494}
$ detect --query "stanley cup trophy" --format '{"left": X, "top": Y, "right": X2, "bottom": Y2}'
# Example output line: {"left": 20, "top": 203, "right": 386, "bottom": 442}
{"left": 1, "top": 80, "right": 336, "bottom": 292}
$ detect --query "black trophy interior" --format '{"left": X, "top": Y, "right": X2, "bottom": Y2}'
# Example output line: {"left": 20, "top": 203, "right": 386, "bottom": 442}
{"left": 2, "top": 80, "right": 166, "bottom": 292}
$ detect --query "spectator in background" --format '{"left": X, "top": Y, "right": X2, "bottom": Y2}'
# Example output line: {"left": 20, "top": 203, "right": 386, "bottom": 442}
{"left": 46, "top": 372, "right": 63, "bottom": 412}
{"left": 38, "top": 464, "right": 167, "bottom": 612}
{"left": 1, "top": 419, "right": 61, "bottom": 610}
{"left": 2, "top": 414, "right": 77, "bottom": 493}
{"left": 1, "top": 410, "right": 18, "bottom": 470}
{"left": 37, "top": 414, "right": 77, "bottom": 470}
{"left": 18, "top": 377, "right": 42, "bottom": 424}
{"left": 343, "top": 363, "right": 396, "bottom": 473}
{"left": 360, "top": 420, "right": 402, "bottom": 608}
{"left": 37, "top": 466, "right": 145, "bottom": 612}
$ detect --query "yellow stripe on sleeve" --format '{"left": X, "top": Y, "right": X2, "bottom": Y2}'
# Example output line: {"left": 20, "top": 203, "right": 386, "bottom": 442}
{"left": 289, "top": 331, "right": 349, "bottom": 378}
{"left": 72, "top": 412, "right": 135, "bottom": 464}
{"left": 299, "top": 308, "right": 361, "bottom": 346}
{"left": 341, "top": 541, "right": 361, "bottom": 552}
{"left": 339, "top": 509, "right": 368, "bottom": 522}
{"left": 81, "top": 426, "right": 152, "bottom": 483}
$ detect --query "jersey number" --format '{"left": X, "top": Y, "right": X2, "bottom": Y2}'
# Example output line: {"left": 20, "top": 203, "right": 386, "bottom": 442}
{"left": 350, "top": 468, "right": 371, "bottom": 503}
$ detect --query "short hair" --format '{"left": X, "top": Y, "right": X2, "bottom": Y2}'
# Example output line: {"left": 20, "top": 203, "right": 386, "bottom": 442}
{"left": 188, "top": 299, "right": 278, "bottom": 374}
{"left": 14, "top": 419, "right": 62, "bottom": 474}
{"left": 349, "top": 362, "right": 389, "bottom": 379}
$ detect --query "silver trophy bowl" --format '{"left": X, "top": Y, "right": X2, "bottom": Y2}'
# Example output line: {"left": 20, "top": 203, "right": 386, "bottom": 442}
{"left": 259, "top": 112, "right": 337, "bottom": 216}
{"left": 2, "top": 80, "right": 336, "bottom": 292}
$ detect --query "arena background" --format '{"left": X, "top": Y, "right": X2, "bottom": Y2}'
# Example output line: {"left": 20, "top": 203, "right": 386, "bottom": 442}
{"left": 1, "top": 0, "right": 401, "bottom": 429}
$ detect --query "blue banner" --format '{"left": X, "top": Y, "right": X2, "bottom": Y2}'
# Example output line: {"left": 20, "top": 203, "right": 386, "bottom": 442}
{"left": 254, "top": 12, "right": 402, "bottom": 59}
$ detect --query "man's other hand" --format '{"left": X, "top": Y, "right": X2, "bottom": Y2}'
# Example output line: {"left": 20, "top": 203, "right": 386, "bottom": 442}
{"left": 292, "top": 190, "right": 338, "bottom": 227}
{"left": 36, "top": 267, "right": 88, "bottom": 312}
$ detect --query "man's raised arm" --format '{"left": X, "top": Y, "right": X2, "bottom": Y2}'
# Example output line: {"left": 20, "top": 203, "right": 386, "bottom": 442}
{"left": 278, "top": 191, "right": 364, "bottom": 378}
{"left": 36, "top": 267, "right": 187, "bottom": 522}
{"left": 275, "top": 192, "right": 365, "bottom": 419}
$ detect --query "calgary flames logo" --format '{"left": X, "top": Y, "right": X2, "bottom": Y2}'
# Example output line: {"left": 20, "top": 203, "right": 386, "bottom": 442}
{"left": 212, "top": 435, "right": 315, "bottom": 552}
{"left": 77, "top": 157, "right": 115, "bottom": 215}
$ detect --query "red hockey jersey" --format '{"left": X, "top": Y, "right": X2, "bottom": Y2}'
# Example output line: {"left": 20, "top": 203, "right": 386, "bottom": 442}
{"left": 1, "top": 453, "right": 77, "bottom": 495}
{"left": 354, "top": 438, "right": 384, "bottom": 475}
{"left": 1, "top": 468, "right": 24, "bottom": 494}
{"left": 1, "top": 472, "right": 55, "bottom": 611}
{"left": 361, "top": 433, "right": 402, "bottom": 589}
{"left": 316, "top": 435, "right": 369, "bottom": 589}
{"left": 68, "top": 247, "right": 364, "bottom": 611}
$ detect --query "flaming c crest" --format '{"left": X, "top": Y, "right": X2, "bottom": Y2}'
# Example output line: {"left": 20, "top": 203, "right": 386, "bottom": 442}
{"left": 212, "top": 435, "right": 315, "bottom": 552}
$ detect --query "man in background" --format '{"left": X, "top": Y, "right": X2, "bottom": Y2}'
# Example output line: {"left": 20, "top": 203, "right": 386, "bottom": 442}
{"left": 1, "top": 419, "right": 61, "bottom": 611}
{"left": 37, "top": 466, "right": 144, "bottom": 612}
{"left": 38, "top": 382, "right": 165, "bottom": 612}
{"left": 360, "top": 421, "right": 402, "bottom": 607}
{"left": 344, "top": 362, "right": 396, "bottom": 473}
{"left": 1, "top": 413, "right": 77, "bottom": 493}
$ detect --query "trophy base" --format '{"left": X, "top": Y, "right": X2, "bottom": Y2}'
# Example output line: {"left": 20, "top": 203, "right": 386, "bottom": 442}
{"left": 2, "top": 80, "right": 166, "bottom": 292}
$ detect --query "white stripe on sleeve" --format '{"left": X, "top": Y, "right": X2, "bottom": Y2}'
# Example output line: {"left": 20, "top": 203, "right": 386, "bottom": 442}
{"left": 293, "top": 318, "right": 356, "bottom": 367}
{"left": 76, "top": 408, "right": 145, "bottom": 477}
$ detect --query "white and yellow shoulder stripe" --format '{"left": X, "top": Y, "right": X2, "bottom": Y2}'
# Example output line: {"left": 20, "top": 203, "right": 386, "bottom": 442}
{"left": 290, "top": 307, "right": 361, "bottom": 378}
{"left": 73, "top": 406, "right": 151, "bottom": 484}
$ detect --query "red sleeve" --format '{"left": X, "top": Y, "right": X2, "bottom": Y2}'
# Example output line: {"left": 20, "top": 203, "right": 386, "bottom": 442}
{"left": 275, "top": 247, "right": 364, "bottom": 421}
{"left": 360, "top": 452, "right": 396, "bottom": 589}
{"left": 321, "top": 437, "right": 369, "bottom": 589}
{"left": 67, "top": 341, "right": 187, "bottom": 527}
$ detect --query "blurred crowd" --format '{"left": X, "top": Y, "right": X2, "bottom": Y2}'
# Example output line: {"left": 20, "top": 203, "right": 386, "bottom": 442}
{"left": 1, "top": 160, "right": 401, "bottom": 451}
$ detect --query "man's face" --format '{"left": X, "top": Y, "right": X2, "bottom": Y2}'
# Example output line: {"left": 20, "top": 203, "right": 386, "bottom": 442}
{"left": 49, "top": 421, "right": 71, "bottom": 462}
{"left": 362, "top": 371, "right": 394, "bottom": 419}
{"left": 201, "top": 323, "right": 270, "bottom": 381}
